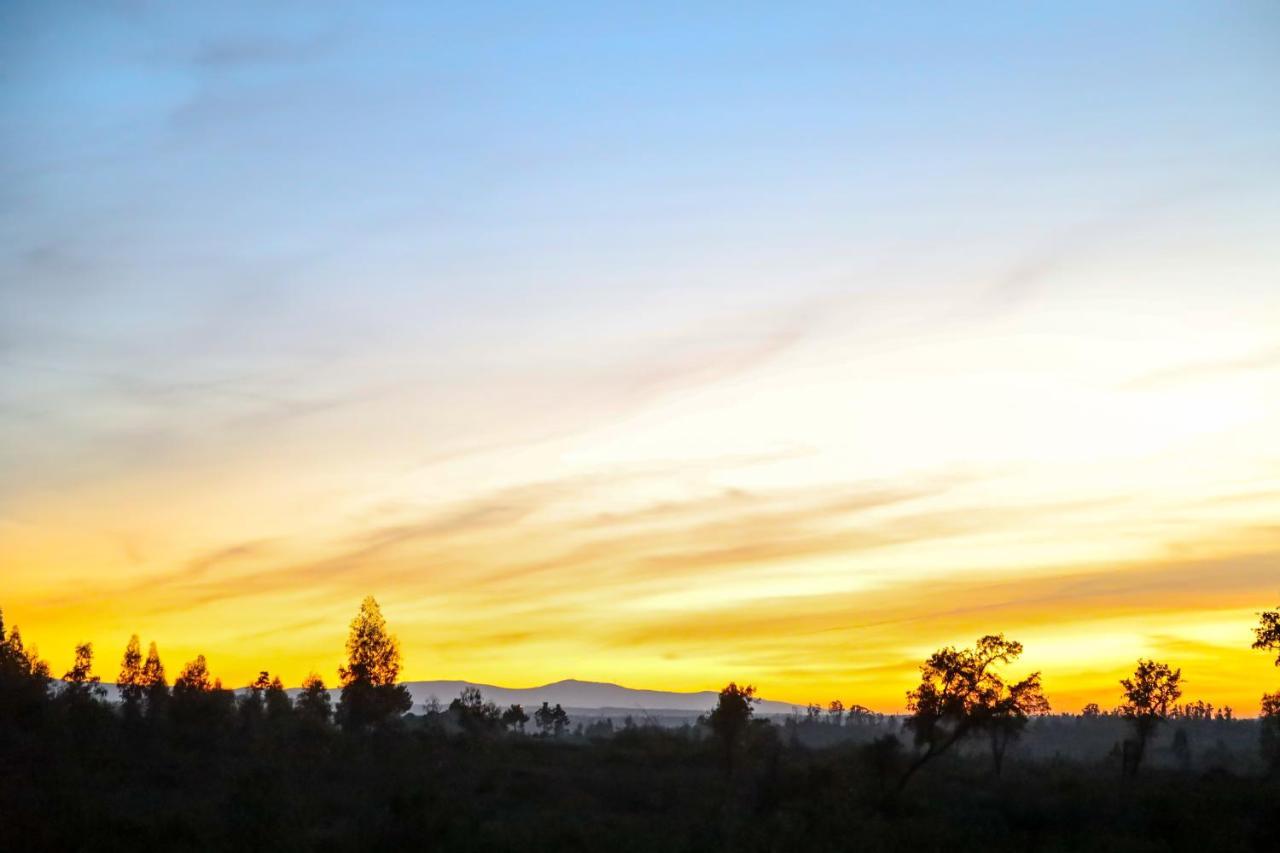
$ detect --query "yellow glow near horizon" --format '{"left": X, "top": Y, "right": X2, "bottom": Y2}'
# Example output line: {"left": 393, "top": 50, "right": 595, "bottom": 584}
{"left": 5, "top": 276, "right": 1279, "bottom": 713}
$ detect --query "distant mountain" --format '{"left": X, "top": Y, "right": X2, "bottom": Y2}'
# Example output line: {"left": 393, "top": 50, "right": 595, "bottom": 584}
{"left": 93, "top": 677, "right": 803, "bottom": 716}
{"left": 400, "top": 678, "right": 801, "bottom": 716}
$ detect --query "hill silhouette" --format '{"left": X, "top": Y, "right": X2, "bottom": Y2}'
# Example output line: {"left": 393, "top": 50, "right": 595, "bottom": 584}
{"left": 397, "top": 678, "right": 802, "bottom": 715}
{"left": 92, "top": 677, "right": 804, "bottom": 715}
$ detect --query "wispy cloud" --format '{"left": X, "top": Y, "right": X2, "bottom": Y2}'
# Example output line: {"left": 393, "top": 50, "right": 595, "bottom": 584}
{"left": 973, "top": 179, "right": 1243, "bottom": 312}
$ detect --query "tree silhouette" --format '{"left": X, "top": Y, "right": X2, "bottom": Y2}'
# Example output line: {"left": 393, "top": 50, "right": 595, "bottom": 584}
{"left": 827, "top": 699, "right": 844, "bottom": 726}
{"left": 118, "top": 635, "right": 144, "bottom": 716}
{"left": 534, "top": 701, "right": 554, "bottom": 736}
{"left": 845, "top": 704, "right": 874, "bottom": 725}
{"left": 295, "top": 672, "right": 333, "bottom": 725}
{"left": 0, "top": 617, "right": 50, "bottom": 682}
{"left": 551, "top": 703, "right": 569, "bottom": 736}
{"left": 986, "top": 669, "right": 1050, "bottom": 776}
{"left": 901, "top": 634, "right": 1044, "bottom": 787}
{"left": 0, "top": 611, "right": 51, "bottom": 730}
{"left": 174, "top": 655, "right": 215, "bottom": 695}
{"left": 1118, "top": 658, "right": 1182, "bottom": 776}
{"left": 704, "top": 682, "right": 757, "bottom": 756}
{"left": 532, "top": 701, "right": 569, "bottom": 737}
{"left": 449, "top": 687, "right": 501, "bottom": 734}
{"left": 1260, "top": 691, "right": 1280, "bottom": 777}
{"left": 501, "top": 703, "right": 529, "bottom": 733}
{"left": 1177, "top": 699, "right": 1214, "bottom": 720}
{"left": 264, "top": 676, "right": 291, "bottom": 722}
{"left": 335, "top": 596, "right": 412, "bottom": 731}
{"left": 1254, "top": 609, "right": 1280, "bottom": 776}
{"left": 170, "top": 654, "right": 236, "bottom": 735}
{"left": 6, "top": 598, "right": 1280, "bottom": 849}
{"left": 239, "top": 670, "right": 272, "bottom": 727}
{"left": 60, "top": 642, "right": 105, "bottom": 704}
{"left": 1254, "top": 607, "right": 1280, "bottom": 664}
{"left": 141, "top": 642, "right": 166, "bottom": 683}
{"left": 239, "top": 671, "right": 291, "bottom": 730}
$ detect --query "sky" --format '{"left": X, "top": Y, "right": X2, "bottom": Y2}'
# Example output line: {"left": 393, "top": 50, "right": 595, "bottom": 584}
{"left": 2, "top": 2, "right": 1279, "bottom": 712}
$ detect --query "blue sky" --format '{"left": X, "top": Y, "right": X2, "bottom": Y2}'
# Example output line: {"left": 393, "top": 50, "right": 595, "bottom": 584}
{"left": 2, "top": 2, "right": 1279, "bottom": 706}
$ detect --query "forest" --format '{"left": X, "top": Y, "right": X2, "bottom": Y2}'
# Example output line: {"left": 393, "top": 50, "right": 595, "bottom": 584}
{"left": 2, "top": 597, "right": 1278, "bottom": 852}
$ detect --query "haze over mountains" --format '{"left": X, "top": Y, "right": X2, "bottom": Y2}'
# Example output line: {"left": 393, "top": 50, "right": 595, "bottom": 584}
{"left": 93, "top": 678, "right": 802, "bottom": 716}
{"left": 400, "top": 679, "right": 802, "bottom": 716}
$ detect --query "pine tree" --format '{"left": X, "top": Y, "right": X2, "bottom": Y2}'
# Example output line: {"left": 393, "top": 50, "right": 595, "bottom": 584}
{"left": 0, "top": 613, "right": 52, "bottom": 729}
{"left": 534, "top": 701, "right": 554, "bottom": 736}
{"left": 335, "top": 597, "right": 411, "bottom": 731}
{"left": 174, "top": 655, "right": 214, "bottom": 695}
{"left": 141, "top": 642, "right": 169, "bottom": 718}
{"left": 551, "top": 704, "right": 570, "bottom": 737}
{"left": 239, "top": 670, "right": 271, "bottom": 727}
{"left": 118, "top": 635, "right": 144, "bottom": 713}
{"left": 61, "top": 642, "right": 105, "bottom": 703}
{"left": 296, "top": 672, "right": 333, "bottom": 725}
{"left": 264, "top": 675, "right": 292, "bottom": 721}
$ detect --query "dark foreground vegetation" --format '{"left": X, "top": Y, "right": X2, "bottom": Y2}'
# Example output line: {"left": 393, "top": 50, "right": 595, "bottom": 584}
{"left": 2, "top": 598, "right": 1278, "bottom": 852}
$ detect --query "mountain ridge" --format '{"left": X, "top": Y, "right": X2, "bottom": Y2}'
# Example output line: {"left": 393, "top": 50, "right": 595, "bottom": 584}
{"left": 399, "top": 678, "right": 802, "bottom": 715}
{"left": 90, "top": 678, "right": 805, "bottom": 715}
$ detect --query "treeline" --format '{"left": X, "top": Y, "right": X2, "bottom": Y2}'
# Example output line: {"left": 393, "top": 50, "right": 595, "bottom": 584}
{"left": 1, "top": 598, "right": 1278, "bottom": 850}
{"left": 3, "top": 598, "right": 1279, "bottom": 774}
{"left": 0, "top": 597, "right": 578, "bottom": 742}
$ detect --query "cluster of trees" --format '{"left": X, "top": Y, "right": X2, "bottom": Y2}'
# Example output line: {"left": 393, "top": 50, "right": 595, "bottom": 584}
{"left": 796, "top": 699, "right": 883, "bottom": 726}
{"left": 1256, "top": 606, "right": 1280, "bottom": 775}
{"left": 4, "top": 597, "right": 1280, "bottom": 785}
{"left": 0, "top": 596, "right": 579, "bottom": 745}
{"left": 0, "top": 597, "right": 401, "bottom": 739}
{"left": 435, "top": 686, "right": 570, "bottom": 737}
{"left": 3, "top": 597, "right": 1280, "bottom": 850}
{"left": 1079, "top": 698, "right": 1237, "bottom": 720}
{"left": 691, "top": 606, "right": 1280, "bottom": 791}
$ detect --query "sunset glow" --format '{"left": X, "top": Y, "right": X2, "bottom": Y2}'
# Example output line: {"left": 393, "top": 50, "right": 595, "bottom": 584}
{"left": 3, "top": 3, "right": 1279, "bottom": 713}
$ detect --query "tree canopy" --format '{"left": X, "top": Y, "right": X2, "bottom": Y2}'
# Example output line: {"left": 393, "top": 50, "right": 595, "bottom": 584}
{"left": 1118, "top": 658, "right": 1183, "bottom": 775}
{"left": 1254, "top": 607, "right": 1280, "bottom": 665}
{"left": 336, "top": 596, "right": 412, "bottom": 730}
{"left": 902, "top": 634, "right": 1047, "bottom": 784}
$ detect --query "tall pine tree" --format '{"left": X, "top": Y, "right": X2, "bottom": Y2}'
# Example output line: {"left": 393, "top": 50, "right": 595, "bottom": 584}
{"left": 336, "top": 597, "right": 411, "bottom": 731}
